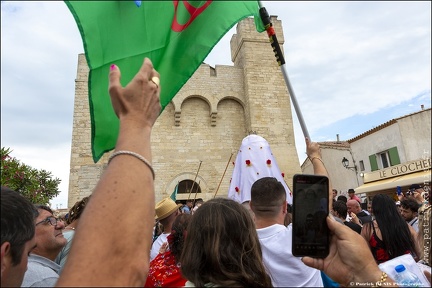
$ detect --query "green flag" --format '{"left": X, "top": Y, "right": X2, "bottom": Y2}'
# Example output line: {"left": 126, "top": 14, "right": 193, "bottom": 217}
{"left": 65, "top": 1, "right": 264, "bottom": 162}
{"left": 170, "top": 183, "right": 179, "bottom": 201}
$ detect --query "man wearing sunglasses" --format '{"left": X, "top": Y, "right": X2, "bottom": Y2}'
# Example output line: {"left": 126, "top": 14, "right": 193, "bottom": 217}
{"left": 22, "top": 205, "right": 67, "bottom": 287}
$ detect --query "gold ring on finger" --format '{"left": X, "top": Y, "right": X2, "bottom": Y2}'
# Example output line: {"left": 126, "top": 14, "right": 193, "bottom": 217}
{"left": 151, "top": 76, "right": 160, "bottom": 88}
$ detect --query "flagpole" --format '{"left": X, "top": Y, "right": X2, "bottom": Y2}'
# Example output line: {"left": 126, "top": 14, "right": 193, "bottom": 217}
{"left": 187, "top": 160, "right": 202, "bottom": 201}
{"left": 213, "top": 152, "right": 234, "bottom": 198}
{"left": 257, "top": 3, "right": 311, "bottom": 140}
{"left": 193, "top": 180, "right": 201, "bottom": 203}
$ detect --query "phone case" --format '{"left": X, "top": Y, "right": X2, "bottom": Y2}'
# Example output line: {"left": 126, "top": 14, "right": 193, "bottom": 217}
{"left": 292, "top": 174, "right": 330, "bottom": 258}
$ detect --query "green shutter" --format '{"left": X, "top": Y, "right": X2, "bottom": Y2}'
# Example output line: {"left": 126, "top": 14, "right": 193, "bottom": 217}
{"left": 388, "top": 146, "right": 400, "bottom": 165}
{"left": 369, "top": 154, "right": 378, "bottom": 171}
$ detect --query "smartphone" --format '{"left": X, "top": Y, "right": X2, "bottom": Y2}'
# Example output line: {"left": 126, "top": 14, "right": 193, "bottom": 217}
{"left": 396, "top": 186, "right": 402, "bottom": 196}
{"left": 292, "top": 174, "right": 330, "bottom": 258}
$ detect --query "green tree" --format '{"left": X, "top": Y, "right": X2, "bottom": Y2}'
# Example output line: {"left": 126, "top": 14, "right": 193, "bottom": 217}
{"left": 1, "top": 147, "right": 61, "bottom": 204}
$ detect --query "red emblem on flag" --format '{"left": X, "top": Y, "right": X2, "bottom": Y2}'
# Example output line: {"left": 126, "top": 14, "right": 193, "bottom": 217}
{"left": 171, "top": 1, "right": 212, "bottom": 32}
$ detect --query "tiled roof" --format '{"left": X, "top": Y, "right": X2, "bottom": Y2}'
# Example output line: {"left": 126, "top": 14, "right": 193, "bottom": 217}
{"left": 348, "top": 108, "right": 431, "bottom": 143}
{"left": 317, "top": 141, "right": 351, "bottom": 148}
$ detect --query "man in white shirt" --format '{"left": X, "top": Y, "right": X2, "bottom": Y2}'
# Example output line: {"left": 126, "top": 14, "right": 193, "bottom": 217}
{"left": 150, "top": 198, "right": 181, "bottom": 260}
{"left": 250, "top": 177, "right": 323, "bottom": 287}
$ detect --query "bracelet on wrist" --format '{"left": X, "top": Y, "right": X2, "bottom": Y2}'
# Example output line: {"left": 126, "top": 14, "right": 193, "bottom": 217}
{"left": 372, "top": 271, "right": 387, "bottom": 287}
{"left": 309, "top": 156, "right": 324, "bottom": 164}
{"left": 108, "top": 150, "right": 155, "bottom": 180}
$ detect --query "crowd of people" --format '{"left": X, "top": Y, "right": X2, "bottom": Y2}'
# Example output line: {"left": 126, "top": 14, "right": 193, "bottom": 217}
{"left": 1, "top": 57, "right": 431, "bottom": 287}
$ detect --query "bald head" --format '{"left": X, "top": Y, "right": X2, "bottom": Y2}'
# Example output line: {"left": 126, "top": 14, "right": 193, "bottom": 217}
{"left": 347, "top": 199, "right": 361, "bottom": 214}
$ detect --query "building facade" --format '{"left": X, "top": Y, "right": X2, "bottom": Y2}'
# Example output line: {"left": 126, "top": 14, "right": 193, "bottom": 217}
{"left": 67, "top": 16, "right": 301, "bottom": 208}
{"left": 350, "top": 107, "right": 431, "bottom": 201}
{"left": 302, "top": 107, "right": 431, "bottom": 202}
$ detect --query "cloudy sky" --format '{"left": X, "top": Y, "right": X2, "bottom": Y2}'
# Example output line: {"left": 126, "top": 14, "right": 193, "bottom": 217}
{"left": 1, "top": 1, "right": 430, "bottom": 209}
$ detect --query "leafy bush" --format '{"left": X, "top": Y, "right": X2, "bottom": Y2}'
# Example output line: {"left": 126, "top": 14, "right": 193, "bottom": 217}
{"left": 1, "top": 147, "right": 61, "bottom": 204}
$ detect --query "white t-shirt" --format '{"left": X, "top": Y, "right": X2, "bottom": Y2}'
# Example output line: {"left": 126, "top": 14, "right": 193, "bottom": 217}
{"left": 150, "top": 233, "right": 169, "bottom": 261}
{"left": 256, "top": 224, "right": 323, "bottom": 287}
{"left": 408, "top": 217, "right": 419, "bottom": 233}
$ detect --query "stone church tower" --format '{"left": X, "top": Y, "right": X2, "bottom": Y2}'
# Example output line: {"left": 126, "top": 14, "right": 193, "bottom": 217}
{"left": 67, "top": 16, "right": 301, "bottom": 207}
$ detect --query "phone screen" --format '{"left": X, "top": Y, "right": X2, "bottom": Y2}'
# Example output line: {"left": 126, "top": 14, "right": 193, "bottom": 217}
{"left": 292, "top": 174, "right": 330, "bottom": 258}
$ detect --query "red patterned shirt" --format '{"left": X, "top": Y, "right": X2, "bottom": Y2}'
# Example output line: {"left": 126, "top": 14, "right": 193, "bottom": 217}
{"left": 144, "top": 251, "right": 186, "bottom": 287}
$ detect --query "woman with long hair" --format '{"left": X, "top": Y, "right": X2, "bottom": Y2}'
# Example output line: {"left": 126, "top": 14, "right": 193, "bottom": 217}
{"left": 180, "top": 198, "right": 272, "bottom": 287}
{"left": 361, "top": 194, "right": 420, "bottom": 264}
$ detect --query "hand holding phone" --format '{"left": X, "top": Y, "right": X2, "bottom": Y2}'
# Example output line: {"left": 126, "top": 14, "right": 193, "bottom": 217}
{"left": 396, "top": 186, "right": 402, "bottom": 196}
{"left": 292, "top": 174, "right": 330, "bottom": 258}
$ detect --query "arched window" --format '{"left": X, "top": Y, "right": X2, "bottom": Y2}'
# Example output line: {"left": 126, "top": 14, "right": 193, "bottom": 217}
{"left": 178, "top": 179, "right": 201, "bottom": 195}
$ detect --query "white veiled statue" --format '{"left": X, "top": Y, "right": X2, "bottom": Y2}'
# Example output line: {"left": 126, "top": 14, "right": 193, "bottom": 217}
{"left": 227, "top": 134, "right": 292, "bottom": 205}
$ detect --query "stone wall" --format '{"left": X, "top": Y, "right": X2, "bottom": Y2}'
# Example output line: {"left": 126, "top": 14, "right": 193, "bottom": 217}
{"left": 68, "top": 16, "right": 301, "bottom": 207}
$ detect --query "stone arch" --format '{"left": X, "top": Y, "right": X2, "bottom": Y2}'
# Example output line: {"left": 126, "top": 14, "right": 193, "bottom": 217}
{"left": 215, "top": 98, "right": 247, "bottom": 148}
{"left": 181, "top": 94, "right": 212, "bottom": 111}
{"left": 217, "top": 95, "right": 245, "bottom": 109}
{"left": 172, "top": 91, "right": 215, "bottom": 126}
{"left": 165, "top": 172, "right": 208, "bottom": 201}
{"left": 179, "top": 96, "right": 211, "bottom": 127}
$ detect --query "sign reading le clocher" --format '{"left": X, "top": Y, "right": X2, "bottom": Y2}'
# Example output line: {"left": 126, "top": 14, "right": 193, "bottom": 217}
{"left": 364, "top": 158, "right": 431, "bottom": 183}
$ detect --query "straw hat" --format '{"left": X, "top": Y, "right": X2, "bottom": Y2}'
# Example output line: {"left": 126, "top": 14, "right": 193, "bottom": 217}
{"left": 155, "top": 197, "right": 182, "bottom": 221}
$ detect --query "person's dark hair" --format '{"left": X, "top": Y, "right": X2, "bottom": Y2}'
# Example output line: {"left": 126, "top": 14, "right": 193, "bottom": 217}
{"left": 333, "top": 200, "right": 348, "bottom": 219}
{"left": 67, "top": 195, "right": 91, "bottom": 225}
{"left": 366, "top": 194, "right": 417, "bottom": 259}
{"left": 167, "top": 213, "right": 191, "bottom": 262}
{"left": 180, "top": 198, "right": 272, "bottom": 287}
{"left": 337, "top": 195, "right": 347, "bottom": 203}
{"left": 1, "top": 186, "right": 38, "bottom": 266}
{"left": 400, "top": 199, "right": 420, "bottom": 213}
{"left": 35, "top": 204, "right": 53, "bottom": 215}
{"left": 250, "top": 177, "right": 286, "bottom": 218}
{"left": 152, "top": 221, "right": 163, "bottom": 243}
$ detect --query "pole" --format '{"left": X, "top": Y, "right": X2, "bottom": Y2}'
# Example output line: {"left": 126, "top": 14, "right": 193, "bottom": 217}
{"left": 193, "top": 180, "right": 201, "bottom": 202}
{"left": 187, "top": 160, "right": 202, "bottom": 201}
{"left": 214, "top": 152, "right": 234, "bottom": 198}
{"left": 258, "top": 3, "right": 311, "bottom": 140}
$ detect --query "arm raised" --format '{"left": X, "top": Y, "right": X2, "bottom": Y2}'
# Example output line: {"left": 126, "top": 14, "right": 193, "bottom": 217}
{"left": 57, "top": 58, "right": 161, "bottom": 287}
